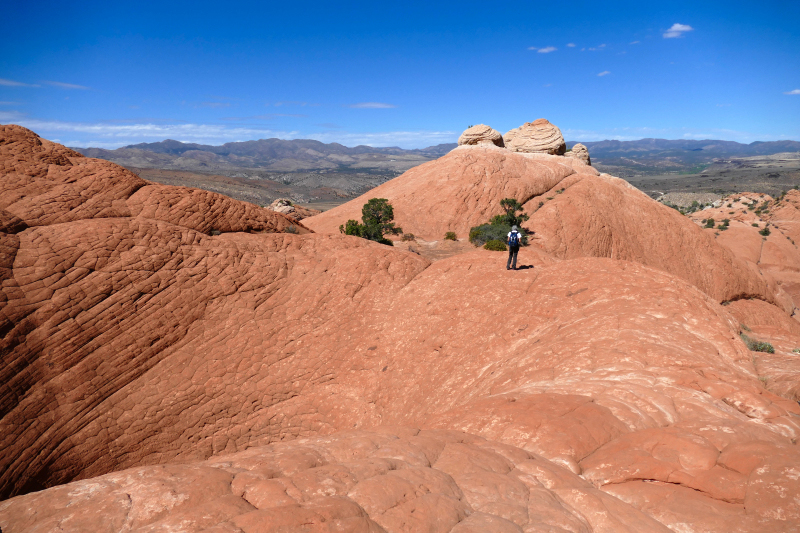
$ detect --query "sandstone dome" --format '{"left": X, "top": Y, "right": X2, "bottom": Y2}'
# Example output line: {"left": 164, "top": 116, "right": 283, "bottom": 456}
{"left": 457, "top": 124, "right": 504, "bottom": 147}
{"left": 503, "top": 118, "right": 567, "bottom": 155}
{"left": 2, "top": 125, "right": 800, "bottom": 532}
{"left": 566, "top": 142, "right": 591, "bottom": 165}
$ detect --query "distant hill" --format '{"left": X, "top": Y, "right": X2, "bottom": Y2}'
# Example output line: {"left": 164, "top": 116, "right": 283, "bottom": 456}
{"left": 75, "top": 136, "right": 799, "bottom": 179}
{"left": 76, "top": 138, "right": 458, "bottom": 174}
{"left": 567, "top": 138, "right": 800, "bottom": 176}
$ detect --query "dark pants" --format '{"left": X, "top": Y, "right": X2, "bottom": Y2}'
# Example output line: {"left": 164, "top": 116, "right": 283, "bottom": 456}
{"left": 507, "top": 246, "right": 519, "bottom": 269}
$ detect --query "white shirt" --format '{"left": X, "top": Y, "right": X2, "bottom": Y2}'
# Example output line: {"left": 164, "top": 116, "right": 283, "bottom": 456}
{"left": 507, "top": 231, "right": 521, "bottom": 245}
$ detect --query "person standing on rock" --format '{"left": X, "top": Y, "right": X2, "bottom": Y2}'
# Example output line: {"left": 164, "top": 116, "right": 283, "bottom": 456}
{"left": 507, "top": 225, "right": 521, "bottom": 270}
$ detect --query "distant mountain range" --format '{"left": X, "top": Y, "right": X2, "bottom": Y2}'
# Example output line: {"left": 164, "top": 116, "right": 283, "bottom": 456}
{"left": 74, "top": 137, "right": 800, "bottom": 178}
{"left": 76, "top": 138, "right": 458, "bottom": 175}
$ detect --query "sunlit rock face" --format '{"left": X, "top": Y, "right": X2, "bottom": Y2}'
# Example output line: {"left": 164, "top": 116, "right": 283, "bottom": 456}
{"left": 2, "top": 126, "right": 800, "bottom": 532}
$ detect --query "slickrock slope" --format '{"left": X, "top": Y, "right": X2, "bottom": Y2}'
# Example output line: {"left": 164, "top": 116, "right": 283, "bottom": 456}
{"left": 3, "top": 127, "right": 800, "bottom": 532}
{"left": 0, "top": 125, "right": 309, "bottom": 235}
{"left": 304, "top": 146, "right": 788, "bottom": 307}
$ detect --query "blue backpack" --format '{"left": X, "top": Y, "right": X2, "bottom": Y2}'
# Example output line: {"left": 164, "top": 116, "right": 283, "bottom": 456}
{"left": 508, "top": 231, "right": 520, "bottom": 247}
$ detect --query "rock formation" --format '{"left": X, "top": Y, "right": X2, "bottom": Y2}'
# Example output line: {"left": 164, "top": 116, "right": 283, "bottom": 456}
{"left": 457, "top": 124, "right": 505, "bottom": 147}
{"left": 304, "top": 146, "right": 789, "bottom": 309}
{"left": 2, "top": 125, "right": 800, "bottom": 532}
{"left": 267, "top": 197, "right": 321, "bottom": 221}
{"left": 503, "top": 118, "right": 567, "bottom": 155}
{"left": 565, "top": 142, "right": 591, "bottom": 165}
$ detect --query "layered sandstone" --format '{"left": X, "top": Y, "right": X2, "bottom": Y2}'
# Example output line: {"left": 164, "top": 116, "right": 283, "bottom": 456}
{"left": 457, "top": 124, "right": 505, "bottom": 147}
{"left": 268, "top": 197, "right": 321, "bottom": 221}
{"left": 565, "top": 142, "right": 591, "bottom": 165}
{"left": 503, "top": 118, "right": 567, "bottom": 155}
{"left": 3, "top": 127, "right": 800, "bottom": 532}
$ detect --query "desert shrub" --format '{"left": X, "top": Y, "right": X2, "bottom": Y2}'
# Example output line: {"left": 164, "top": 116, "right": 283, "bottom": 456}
{"left": 401, "top": 233, "right": 416, "bottom": 241}
{"left": 469, "top": 224, "right": 528, "bottom": 247}
{"left": 704, "top": 219, "right": 715, "bottom": 228}
{"left": 444, "top": 231, "right": 457, "bottom": 241}
{"left": 760, "top": 226, "right": 771, "bottom": 236}
{"left": 339, "top": 198, "right": 402, "bottom": 246}
{"left": 716, "top": 219, "right": 730, "bottom": 230}
{"left": 484, "top": 239, "right": 507, "bottom": 251}
{"left": 284, "top": 225, "right": 298, "bottom": 234}
{"left": 469, "top": 198, "right": 530, "bottom": 247}
{"left": 741, "top": 333, "right": 774, "bottom": 353}
{"left": 752, "top": 223, "right": 760, "bottom": 227}
{"left": 493, "top": 198, "right": 530, "bottom": 227}
{"left": 210, "top": 229, "right": 222, "bottom": 236}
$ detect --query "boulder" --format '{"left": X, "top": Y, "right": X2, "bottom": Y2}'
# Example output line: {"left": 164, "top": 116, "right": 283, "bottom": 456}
{"left": 268, "top": 198, "right": 296, "bottom": 214}
{"left": 503, "top": 118, "right": 566, "bottom": 155}
{"left": 566, "top": 142, "right": 591, "bottom": 165}
{"left": 457, "top": 124, "right": 505, "bottom": 148}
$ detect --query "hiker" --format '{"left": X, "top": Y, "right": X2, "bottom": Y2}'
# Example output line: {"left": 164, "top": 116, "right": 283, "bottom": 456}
{"left": 507, "top": 225, "right": 521, "bottom": 270}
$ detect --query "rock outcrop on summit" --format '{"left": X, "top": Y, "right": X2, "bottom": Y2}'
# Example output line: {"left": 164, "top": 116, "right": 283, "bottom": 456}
{"left": 3, "top": 125, "right": 800, "bottom": 532}
{"left": 566, "top": 142, "right": 591, "bottom": 165}
{"left": 457, "top": 124, "right": 505, "bottom": 147}
{"left": 503, "top": 118, "right": 567, "bottom": 155}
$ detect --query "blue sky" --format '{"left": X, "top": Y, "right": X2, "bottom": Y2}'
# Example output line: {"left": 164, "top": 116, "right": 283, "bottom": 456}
{"left": 2, "top": 0, "right": 799, "bottom": 148}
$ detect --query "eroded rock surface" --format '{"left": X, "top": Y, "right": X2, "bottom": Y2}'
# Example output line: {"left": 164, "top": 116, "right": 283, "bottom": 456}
{"left": 3, "top": 127, "right": 800, "bottom": 532}
{"left": 457, "top": 124, "right": 505, "bottom": 147}
{"left": 503, "top": 118, "right": 567, "bottom": 155}
{"left": 566, "top": 142, "right": 591, "bottom": 165}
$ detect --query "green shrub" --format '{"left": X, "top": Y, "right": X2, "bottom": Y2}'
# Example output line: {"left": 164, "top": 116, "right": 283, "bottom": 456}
{"left": 484, "top": 239, "right": 507, "bottom": 251}
{"left": 401, "top": 233, "right": 416, "bottom": 241}
{"left": 741, "top": 333, "right": 775, "bottom": 353}
{"left": 469, "top": 198, "right": 530, "bottom": 247}
{"left": 339, "top": 198, "right": 402, "bottom": 246}
{"left": 444, "top": 231, "right": 457, "bottom": 241}
{"left": 284, "top": 225, "right": 298, "bottom": 234}
{"left": 469, "top": 224, "right": 528, "bottom": 247}
{"left": 752, "top": 223, "right": 760, "bottom": 227}
{"left": 704, "top": 219, "right": 715, "bottom": 228}
{"left": 760, "top": 226, "right": 771, "bottom": 236}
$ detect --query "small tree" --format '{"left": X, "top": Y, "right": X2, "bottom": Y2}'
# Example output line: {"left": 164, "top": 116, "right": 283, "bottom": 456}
{"left": 490, "top": 198, "right": 530, "bottom": 227}
{"left": 340, "top": 198, "right": 403, "bottom": 246}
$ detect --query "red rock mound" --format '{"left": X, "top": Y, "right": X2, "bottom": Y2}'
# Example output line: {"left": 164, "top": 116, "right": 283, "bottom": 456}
{"left": 0, "top": 125, "right": 308, "bottom": 235}
{"left": 3, "top": 129, "right": 800, "bottom": 532}
{"left": 305, "top": 146, "right": 787, "bottom": 308}
{"left": 0, "top": 428, "right": 673, "bottom": 533}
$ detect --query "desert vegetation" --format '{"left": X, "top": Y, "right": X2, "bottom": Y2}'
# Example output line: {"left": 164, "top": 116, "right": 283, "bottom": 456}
{"left": 339, "top": 197, "right": 402, "bottom": 246}
{"left": 469, "top": 198, "right": 530, "bottom": 247}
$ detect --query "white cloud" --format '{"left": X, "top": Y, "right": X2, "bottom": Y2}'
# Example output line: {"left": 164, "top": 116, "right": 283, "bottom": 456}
{"left": 0, "top": 116, "right": 454, "bottom": 149}
{"left": 588, "top": 44, "right": 606, "bottom": 51}
{"left": 348, "top": 102, "right": 397, "bottom": 109}
{"left": 527, "top": 46, "right": 557, "bottom": 53}
{"left": 0, "top": 78, "right": 40, "bottom": 88}
{"left": 44, "top": 81, "right": 90, "bottom": 90}
{"left": 663, "top": 23, "right": 693, "bottom": 38}
{"left": 566, "top": 43, "right": 576, "bottom": 47}
{"left": 198, "top": 102, "right": 231, "bottom": 108}
{"left": 597, "top": 71, "right": 611, "bottom": 77}
{"left": 630, "top": 41, "right": 641, "bottom": 45}
{"left": 785, "top": 89, "right": 800, "bottom": 95}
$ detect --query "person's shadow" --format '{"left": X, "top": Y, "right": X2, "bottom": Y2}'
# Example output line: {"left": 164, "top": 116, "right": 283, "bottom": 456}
{"left": 515, "top": 265, "right": 535, "bottom": 270}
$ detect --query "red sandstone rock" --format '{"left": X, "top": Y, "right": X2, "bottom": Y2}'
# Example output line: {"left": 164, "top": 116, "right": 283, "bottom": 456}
{"left": 3, "top": 128, "right": 800, "bottom": 532}
{"left": 305, "top": 147, "right": 786, "bottom": 308}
